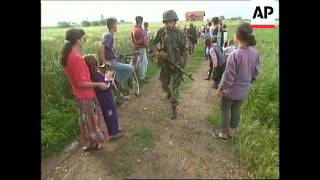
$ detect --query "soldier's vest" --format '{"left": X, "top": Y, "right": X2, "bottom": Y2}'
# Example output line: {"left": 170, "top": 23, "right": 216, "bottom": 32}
{"left": 160, "top": 28, "right": 183, "bottom": 64}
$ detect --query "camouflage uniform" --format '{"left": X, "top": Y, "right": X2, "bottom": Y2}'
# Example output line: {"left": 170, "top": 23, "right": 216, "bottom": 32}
{"left": 187, "top": 23, "right": 197, "bottom": 54}
{"left": 151, "top": 10, "right": 189, "bottom": 119}
{"left": 184, "top": 26, "right": 191, "bottom": 54}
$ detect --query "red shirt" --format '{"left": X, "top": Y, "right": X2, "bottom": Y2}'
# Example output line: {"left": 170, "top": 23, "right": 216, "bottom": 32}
{"left": 131, "top": 25, "right": 146, "bottom": 47}
{"left": 64, "top": 48, "right": 95, "bottom": 99}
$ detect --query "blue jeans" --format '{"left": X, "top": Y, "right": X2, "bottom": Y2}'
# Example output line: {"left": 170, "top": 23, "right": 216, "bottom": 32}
{"left": 136, "top": 48, "right": 148, "bottom": 80}
{"left": 111, "top": 59, "right": 134, "bottom": 84}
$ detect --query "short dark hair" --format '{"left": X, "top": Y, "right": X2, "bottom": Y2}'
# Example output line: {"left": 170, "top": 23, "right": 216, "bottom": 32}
{"left": 211, "top": 17, "right": 219, "bottom": 25}
{"left": 205, "top": 38, "right": 211, "bottom": 46}
{"left": 107, "top": 17, "right": 117, "bottom": 30}
{"left": 135, "top": 16, "right": 143, "bottom": 24}
{"left": 223, "top": 24, "right": 227, "bottom": 29}
{"left": 144, "top": 22, "right": 149, "bottom": 26}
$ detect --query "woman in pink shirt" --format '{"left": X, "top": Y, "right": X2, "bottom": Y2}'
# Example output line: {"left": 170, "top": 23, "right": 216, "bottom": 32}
{"left": 60, "top": 29, "right": 110, "bottom": 151}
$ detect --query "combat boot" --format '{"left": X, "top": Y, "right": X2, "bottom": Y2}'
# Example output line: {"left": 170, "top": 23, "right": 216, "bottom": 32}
{"left": 170, "top": 105, "right": 177, "bottom": 120}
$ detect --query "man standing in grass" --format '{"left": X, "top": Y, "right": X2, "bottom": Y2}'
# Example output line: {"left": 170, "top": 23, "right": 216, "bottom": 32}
{"left": 131, "top": 16, "right": 149, "bottom": 83}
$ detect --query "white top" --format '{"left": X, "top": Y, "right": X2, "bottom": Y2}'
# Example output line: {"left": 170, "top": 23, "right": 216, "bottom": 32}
{"left": 223, "top": 31, "right": 228, "bottom": 44}
{"left": 144, "top": 29, "right": 150, "bottom": 40}
{"left": 209, "top": 25, "right": 216, "bottom": 39}
{"left": 223, "top": 45, "right": 236, "bottom": 56}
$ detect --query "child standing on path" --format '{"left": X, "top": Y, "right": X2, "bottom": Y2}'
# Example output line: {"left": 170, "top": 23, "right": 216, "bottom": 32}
{"left": 84, "top": 55, "right": 123, "bottom": 140}
{"left": 217, "top": 23, "right": 261, "bottom": 140}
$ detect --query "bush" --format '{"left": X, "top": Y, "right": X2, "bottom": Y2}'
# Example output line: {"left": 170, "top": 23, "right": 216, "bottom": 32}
{"left": 57, "top": 21, "right": 71, "bottom": 28}
{"left": 81, "top": 20, "right": 91, "bottom": 27}
{"left": 100, "top": 19, "right": 107, "bottom": 26}
{"left": 92, "top": 21, "right": 100, "bottom": 26}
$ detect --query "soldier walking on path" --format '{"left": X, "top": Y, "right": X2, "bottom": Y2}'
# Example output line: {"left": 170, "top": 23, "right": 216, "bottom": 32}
{"left": 151, "top": 10, "right": 189, "bottom": 120}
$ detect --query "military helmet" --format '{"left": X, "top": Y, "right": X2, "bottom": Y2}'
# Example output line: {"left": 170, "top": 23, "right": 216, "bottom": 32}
{"left": 163, "top": 10, "right": 179, "bottom": 22}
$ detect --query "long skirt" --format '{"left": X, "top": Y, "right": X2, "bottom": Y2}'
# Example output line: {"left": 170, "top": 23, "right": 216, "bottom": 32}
{"left": 75, "top": 97, "right": 109, "bottom": 145}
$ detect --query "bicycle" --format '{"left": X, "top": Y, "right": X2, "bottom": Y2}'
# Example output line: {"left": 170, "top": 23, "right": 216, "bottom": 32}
{"left": 100, "top": 51, "right": 140, "bottom": 106}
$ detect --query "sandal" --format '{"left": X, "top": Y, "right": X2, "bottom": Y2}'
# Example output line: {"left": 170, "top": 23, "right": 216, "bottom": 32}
{"left": 82, "top": 144, "right": 94, "bottom": 151}
{"left": 216, "top": 132, "right": 230, "bottom": 142}
{"left": 92, "top": 144, "right": 103, "bottom": 150}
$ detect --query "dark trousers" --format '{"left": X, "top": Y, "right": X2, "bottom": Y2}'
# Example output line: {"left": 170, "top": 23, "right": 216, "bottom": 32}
{"left": 207, "top": 60, "right": 214, "bottom": 79}
{"left": 220, "top": 97, "right": 243, "bottom": 133}
{"left": 212, "top": 62, "right": 226, "bottom": 85}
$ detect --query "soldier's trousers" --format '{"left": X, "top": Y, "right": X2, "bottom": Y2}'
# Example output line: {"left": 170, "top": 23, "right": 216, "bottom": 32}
{"left": 159, "top": 65, "right": 182, "bottom": 107}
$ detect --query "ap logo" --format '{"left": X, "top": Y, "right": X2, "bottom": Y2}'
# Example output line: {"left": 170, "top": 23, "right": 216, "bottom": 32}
{"left": 251, "top": 0, "right": 276, "bottom": 28}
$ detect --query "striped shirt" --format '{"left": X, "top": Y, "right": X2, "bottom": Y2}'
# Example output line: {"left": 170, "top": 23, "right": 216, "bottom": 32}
{"left": 208, "top": 44, "right": 218, "bottom": 67}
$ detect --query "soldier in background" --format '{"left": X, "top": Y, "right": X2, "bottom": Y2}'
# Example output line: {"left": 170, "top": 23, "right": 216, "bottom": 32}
{"left": 187, "top": 23, "right": 197, "bottom": 54}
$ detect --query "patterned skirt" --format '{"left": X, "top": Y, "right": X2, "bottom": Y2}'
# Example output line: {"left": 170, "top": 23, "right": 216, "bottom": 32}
{"left": 75, "top": 97, "right": 109, "bottom": 145}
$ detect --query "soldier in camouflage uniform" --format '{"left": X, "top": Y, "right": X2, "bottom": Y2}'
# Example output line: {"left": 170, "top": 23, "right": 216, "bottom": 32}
{"left": 187, "top": 23, "right": 197, "bottom": 54}
{"left": 151, "top": 10, "right": 189, "bottom": 120}
{"left": 184, "top": 26, "right": 192, "bottom": 55}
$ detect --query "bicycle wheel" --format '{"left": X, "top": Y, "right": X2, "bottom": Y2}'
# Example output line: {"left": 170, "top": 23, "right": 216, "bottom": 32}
{"left": 129, "top": 72, "right": 140, "bottom": 96}
{"left": 112, "top": 80, "right": 123, "bottom": 105}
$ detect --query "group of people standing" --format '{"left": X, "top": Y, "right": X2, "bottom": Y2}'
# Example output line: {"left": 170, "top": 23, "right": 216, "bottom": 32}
{"left": 58, "top": 9, "right": 261, "bottom": 151}
{"left": 201, "top": 17, "right": 261, "bottom": 141}
{"left": 59, "top": 10, "right": 188, "bottom": 151}
{"left": 60, "top": 16, "right": 153, "bottom": 151}
{"left": 204, "top": 17, "right": 230, "bottom": 89}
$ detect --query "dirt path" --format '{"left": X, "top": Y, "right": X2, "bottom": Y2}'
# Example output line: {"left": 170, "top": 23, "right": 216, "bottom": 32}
{"left": 42, "top": 59, "right": 249, "bottom": 180}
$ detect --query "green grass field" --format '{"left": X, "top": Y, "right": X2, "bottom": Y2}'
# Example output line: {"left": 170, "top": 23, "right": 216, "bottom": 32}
{"left": 41, "top": 21, "right": 279, "bottom": 178}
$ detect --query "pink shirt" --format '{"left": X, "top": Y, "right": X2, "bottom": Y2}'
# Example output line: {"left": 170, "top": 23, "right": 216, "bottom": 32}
{"left": 64, "top": 48, "right": 95, "bottom": 99}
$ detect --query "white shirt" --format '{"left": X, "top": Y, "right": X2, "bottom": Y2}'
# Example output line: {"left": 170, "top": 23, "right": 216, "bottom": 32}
{"left": 223, "top": 31, "right": 228, "bottom": 44}
{"left": 223, "top": 45, "right": 236, "bottom": 56}
{"left": 209, "top": 25, "right": 215, "bottom": 39}
{"left": 143, "top": 28, "right": 150, "bottom": 40}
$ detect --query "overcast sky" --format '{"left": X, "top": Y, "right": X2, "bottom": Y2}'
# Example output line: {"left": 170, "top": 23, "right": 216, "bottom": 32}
{"left": 41, "top": 1, "right": 279, "bottom": 27}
